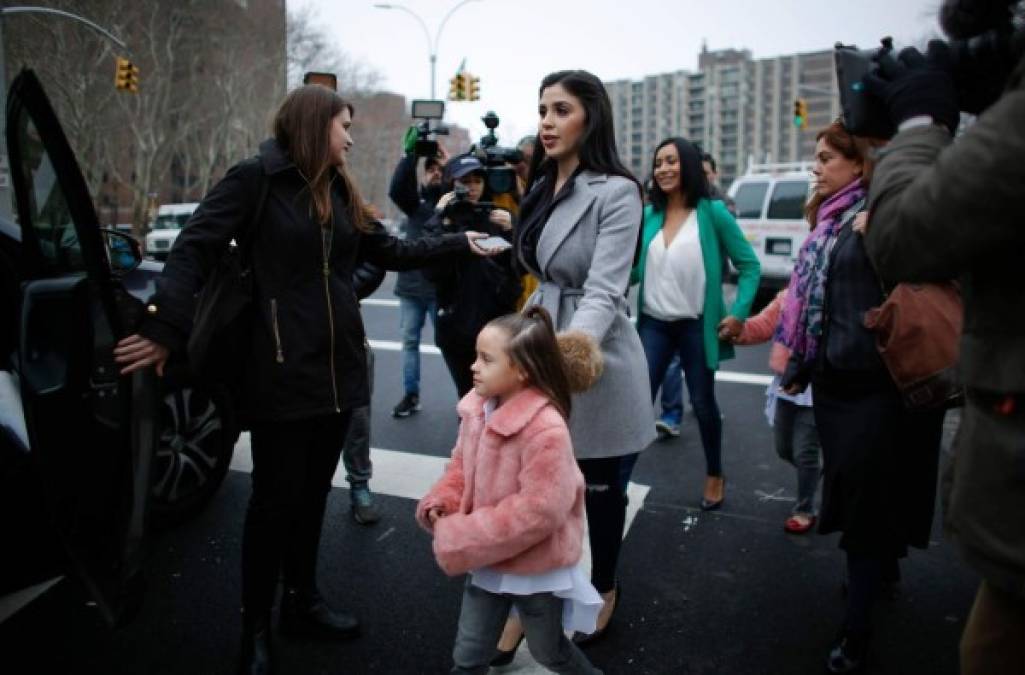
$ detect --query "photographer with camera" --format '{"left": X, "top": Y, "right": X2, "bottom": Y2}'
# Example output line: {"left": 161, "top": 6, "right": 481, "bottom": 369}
{"left": 387, "top": 124, "right": 450, "bottom": 419}
{"left": 425, "top": 155, "right": 521, "bottom": 396}
{"left": 852, "top": 1, "right": 1025, "bottom": 672}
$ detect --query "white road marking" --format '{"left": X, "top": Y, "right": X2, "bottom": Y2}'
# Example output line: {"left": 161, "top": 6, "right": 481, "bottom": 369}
{"left": 362, "top": 298, "right": 401, "bottom": 308}
{"left": 367, "top": 339, "right": 773, "bottom": 386}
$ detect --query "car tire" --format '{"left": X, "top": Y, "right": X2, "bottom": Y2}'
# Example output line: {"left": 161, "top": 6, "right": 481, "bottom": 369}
{"left": 149, "top": 372, "right": 238, "bottom": 530}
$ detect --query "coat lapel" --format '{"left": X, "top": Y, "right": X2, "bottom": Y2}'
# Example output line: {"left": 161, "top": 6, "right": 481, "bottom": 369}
{"left": 537, "top": 172, "right": 603, "bottom": 276}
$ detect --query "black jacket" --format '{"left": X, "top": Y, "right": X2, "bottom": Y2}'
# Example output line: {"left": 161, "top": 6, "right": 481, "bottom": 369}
{"left": 388, "top": 154, "right": 440, "bottom": 299}
{"left": 422, "top": 207, "right": 520, "bottom": 352}
{"left": 141, "top": 139, "right": 468, "bottom": 421}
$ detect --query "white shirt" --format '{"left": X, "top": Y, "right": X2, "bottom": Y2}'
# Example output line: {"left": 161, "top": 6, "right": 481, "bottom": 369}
{"left": 642, "top": 210, "right": 705, "bottom": 321}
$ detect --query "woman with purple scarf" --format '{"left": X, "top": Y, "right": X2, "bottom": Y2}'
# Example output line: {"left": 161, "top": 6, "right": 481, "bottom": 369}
{"left": 778, "top": 121, "right": 946, "bottom": 674}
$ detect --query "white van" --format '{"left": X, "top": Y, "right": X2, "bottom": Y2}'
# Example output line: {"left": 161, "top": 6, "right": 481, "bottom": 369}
{"left": 144, "top": 203, "right": 199, "bottom": 260}
{"left": 728, "top": 162, "right": 813, "bottom": 293}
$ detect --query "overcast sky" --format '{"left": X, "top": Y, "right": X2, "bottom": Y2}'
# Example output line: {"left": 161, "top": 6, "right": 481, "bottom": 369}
{"left": 292, "top": 0, "right": 942, "bottom": 146}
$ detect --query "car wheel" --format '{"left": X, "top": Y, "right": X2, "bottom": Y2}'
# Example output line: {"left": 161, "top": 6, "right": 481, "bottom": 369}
{"left": 149, "top": 382, "right": 236, "bottom": 529}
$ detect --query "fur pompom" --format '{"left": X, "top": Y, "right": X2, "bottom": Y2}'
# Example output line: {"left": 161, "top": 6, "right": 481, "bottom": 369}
{"left": 557, "top": 331, "right": 604, "bottom": 393}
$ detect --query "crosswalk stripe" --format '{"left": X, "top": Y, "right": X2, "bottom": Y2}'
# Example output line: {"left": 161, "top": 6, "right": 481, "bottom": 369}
{"left": 362, "top": 298, "right": 401, "bottom": 308}
{"left": 367, "top": 339, "right": 773, "bottom": 386}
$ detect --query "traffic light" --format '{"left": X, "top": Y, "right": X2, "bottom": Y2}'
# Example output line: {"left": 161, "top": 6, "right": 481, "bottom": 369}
{"left": 448, "top": 72, "right": 466, "bottom": 101}
{"left": 115, "top": 56, "right": 139, "bottom": 93}
{"left": 793, "top": 98, "right": 808, "bottom": 129}
{"left": 467, "top": 74, "right": 480, "bottom": 101}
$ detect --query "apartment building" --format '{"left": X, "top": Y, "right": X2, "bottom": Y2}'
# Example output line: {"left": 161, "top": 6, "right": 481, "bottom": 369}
{"left": 606, "top": 45, "right": 840, "bottom": 190}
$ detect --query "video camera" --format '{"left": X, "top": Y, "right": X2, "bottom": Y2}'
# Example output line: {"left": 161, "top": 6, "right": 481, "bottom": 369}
{"left": 441, "top": 182, "right": 497, "bottom": 232}
{"left": 836, "top": 0, "right": 1025, "bottom": 138}
{"left": 469, "top": 111, "right": 523, "bottom": 196}
{"left": 411, "top": 99, "right": 450, "bottom": 158}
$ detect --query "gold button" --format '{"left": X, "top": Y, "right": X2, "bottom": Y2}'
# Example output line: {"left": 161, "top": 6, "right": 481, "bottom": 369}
{"left": 147, "top": 304, "right": 158, "bottom": 315}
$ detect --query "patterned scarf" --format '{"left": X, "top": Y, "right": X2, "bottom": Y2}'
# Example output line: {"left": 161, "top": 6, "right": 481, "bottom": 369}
{"left": 775, "top": 179, "right": 866, "bottom": 365}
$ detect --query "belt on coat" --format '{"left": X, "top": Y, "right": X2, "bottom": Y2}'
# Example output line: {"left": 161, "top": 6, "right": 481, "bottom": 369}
{"left": 534, "top": 281, "right": 585, "bottom": 322}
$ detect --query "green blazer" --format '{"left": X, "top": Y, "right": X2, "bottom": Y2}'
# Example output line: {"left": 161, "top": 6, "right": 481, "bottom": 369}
{"left": 630, "top": 198, "right": 761, "bottom": 370}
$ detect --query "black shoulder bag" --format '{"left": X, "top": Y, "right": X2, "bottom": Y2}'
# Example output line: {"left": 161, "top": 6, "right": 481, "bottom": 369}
{"left": 186, "top": 169, "right": 269, "bottom": 395}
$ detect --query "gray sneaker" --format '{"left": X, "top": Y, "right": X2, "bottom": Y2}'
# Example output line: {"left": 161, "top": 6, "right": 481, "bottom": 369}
{"left": 350, "top": 485, "right": 381, "bottom": 525}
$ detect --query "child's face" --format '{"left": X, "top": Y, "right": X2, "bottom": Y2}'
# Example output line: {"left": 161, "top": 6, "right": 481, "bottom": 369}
{"left": 471, "top": 326, "right": 526, "bottom": 401}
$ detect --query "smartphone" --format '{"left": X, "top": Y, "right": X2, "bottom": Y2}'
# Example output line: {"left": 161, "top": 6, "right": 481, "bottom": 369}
{"left": 474, "top": 236, "right": 512, "bottom": 252}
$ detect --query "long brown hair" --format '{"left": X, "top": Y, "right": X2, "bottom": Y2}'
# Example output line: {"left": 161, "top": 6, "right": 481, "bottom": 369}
{"left": 487, "top": 306, "right": 573, "bottom": 420}
{"left": 804, "top": 119, "right": 885, "bottom": 228}
{"left": 272, "top": 85, "right": 372, "bottom": 232}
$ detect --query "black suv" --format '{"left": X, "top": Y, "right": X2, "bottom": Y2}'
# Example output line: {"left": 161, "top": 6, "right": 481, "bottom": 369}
{"left": 0, "top": 70, "right": 238, "bottom": 626}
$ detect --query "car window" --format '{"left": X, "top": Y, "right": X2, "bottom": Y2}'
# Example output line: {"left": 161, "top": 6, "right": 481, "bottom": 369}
{"left": 767, "top": 180, "right": 810, "bottom": 220}
{"left": 150, "top": 214, "right": 191, "bottom": 230}
{"left": 733, "top": 182, "right": 768, "bottom": 219}
{"left": 17, "top": 114, "right": 84, "bottom": 273}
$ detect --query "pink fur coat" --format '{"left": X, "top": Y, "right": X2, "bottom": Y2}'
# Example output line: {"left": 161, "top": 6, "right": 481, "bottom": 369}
{"left": 415, "top": 388, "right": 586, "bottom": 577}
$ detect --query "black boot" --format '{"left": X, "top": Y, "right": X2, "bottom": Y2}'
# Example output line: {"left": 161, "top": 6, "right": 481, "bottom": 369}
{"left": 279, "top": 587, "right": 360, "bottom": 641}
{"left": 826, "top": 629, "right": 869, "bottom": 674}
{"left": 239, "top": 611, "right": 273, "bottom": 675}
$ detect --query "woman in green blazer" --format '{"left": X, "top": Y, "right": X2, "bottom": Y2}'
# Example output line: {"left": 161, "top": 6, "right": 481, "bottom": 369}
{"left": 631, "top": 137, "right": 760, "bottom": 509}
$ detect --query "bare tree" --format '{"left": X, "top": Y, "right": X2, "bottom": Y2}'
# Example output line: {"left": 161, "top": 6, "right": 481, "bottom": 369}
{"left": 286, "top": 5, "right": 381, "bottom": 95}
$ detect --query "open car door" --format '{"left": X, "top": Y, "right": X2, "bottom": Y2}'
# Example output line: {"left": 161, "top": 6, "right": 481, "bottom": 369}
{"left": 7, "top": 69, "right": 158, "bottom": 626}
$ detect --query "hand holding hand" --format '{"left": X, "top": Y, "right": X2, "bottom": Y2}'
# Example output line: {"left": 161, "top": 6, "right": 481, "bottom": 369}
{"left": 717, "top": 316, "right": 743, "bottom": 342}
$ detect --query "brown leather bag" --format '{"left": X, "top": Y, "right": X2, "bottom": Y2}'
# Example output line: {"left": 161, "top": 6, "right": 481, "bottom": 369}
{"left": 863, "top": 281, "right": 965, "bottom": 409}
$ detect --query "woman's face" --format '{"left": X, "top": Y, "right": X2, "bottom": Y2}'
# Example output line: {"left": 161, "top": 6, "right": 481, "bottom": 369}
{"left": 538, "top": 83, "right": 586, "bottom": 162}
{"left": 457, "top": 173, "right": 485, "bottom": 202}
{"left": 328, "top": 109, "right": 354, "bottom": 166}
{"left": 812, "top": 137, "right": 862, "bottom": 198}
{"left": 653, "top": 143, "right": 682, "bottom": 197}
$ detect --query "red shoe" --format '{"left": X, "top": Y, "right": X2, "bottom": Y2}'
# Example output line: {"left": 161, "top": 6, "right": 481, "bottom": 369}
{"left": 784, "top": 514, "right": 816, "bottom": 534}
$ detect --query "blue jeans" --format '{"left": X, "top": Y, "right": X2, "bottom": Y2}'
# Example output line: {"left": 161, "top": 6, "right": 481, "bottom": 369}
{"left": 637, "top": 315, "right": 723, "bottom": 476}
{"left": 451, "top": 580, "right": 602, "bottom": 674}
{"left": 660, "top": 355, "right": 684, "bottom": 425}
{"left": 398, "top": 296, "right": 437, "bottom": 396}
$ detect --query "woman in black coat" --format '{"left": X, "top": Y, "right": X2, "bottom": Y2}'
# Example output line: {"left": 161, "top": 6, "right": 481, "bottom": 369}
{"left": 780, "top": 121, "right": 945, "bottom": 674}
{"left": 114, "top": 85, "right": 494, "bottom": 675}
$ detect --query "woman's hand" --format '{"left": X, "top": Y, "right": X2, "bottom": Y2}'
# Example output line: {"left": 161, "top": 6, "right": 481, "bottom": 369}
{"left": 465, "top": 231, "right": 504, "bottom": 257}
{"left": 436, "top": 191, "right": 455, "bottom": 211}
{"left": 853, "top": 211, "right": 869, "bottom": 236}
{"left": 114, "top": 334, "right": 170, "bottom": 376}
{"left": 781, "top": 382, "right": 805, "bottom": 396}
{"left": 489, "top": 208, "right": 513, "bottom": 231}
{"left": 717, "top": 316, "right": 743, "bottom": 342}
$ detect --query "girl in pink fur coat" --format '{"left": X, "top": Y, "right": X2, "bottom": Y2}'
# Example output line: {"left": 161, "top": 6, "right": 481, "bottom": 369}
{"left": 416, "top": 307, "right": 603, "bottom": 675}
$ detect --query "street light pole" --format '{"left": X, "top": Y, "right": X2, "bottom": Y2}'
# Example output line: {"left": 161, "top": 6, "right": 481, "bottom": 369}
{"left": 373, "top": 0, "right": 482, "bottom": 100}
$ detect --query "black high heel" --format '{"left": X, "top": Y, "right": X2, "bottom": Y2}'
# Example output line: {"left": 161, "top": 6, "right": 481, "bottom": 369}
{"left": 572, "top": 585, "right": 619, "bottom": 647}
{"left": 490, "top": 633, "right": 524, "bottom": 667}
{"left": 826, "top": 629, "right": 870, "bottom": 673}
{"left": 700, "top": 476, "right": 726, "bottom": 511}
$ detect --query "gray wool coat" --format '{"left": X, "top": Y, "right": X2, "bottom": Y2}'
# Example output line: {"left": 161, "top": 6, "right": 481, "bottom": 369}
{"left": 521, "top": 170, "right": 656, "bottom": 459}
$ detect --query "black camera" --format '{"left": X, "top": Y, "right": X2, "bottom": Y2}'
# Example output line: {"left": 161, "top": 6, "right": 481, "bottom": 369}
{"left": 836, "top": 8, "right": 1025, "bottom": 138}
{"left": 470, "top": 111, "right": 523, "bottom": 195}
{"left": 411, "top": 99, "right": 450, "bottom": 158}
{"left": 441, "top": 183, "right": 496, "bottom": 232}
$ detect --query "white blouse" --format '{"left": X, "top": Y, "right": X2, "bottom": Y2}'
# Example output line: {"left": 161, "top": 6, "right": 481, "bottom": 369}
{"left": 642, "top": 210, "right": 706, "bottom": 321}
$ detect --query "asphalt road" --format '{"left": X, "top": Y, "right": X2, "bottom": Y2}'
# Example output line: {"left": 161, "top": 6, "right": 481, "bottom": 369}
{"left": 0, "top": 274, "right": 978, "bottom": 675}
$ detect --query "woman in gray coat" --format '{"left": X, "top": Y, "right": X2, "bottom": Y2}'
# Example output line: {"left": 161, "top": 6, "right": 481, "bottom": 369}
{"left": 490, "top": 70, "right": 655, "bottom": 662}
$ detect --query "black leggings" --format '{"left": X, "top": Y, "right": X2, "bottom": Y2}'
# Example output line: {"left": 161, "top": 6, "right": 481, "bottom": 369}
{"left": 242, "top": 412, "right": 351, "bottom": 617}
{"left": 844, "top": 553, "right": 900, "bottom": 634}
{"left": 578, "top": 453, "right": 640, "bottom": 594}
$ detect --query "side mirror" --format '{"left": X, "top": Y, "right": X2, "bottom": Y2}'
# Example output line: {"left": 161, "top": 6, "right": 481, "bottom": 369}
{"left": 101, "top": 228, "right": 143, "bottom": 277}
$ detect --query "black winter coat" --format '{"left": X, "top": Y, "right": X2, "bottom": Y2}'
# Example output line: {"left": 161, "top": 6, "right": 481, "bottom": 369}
{"left": 141, "top": 139, "right": 468, "bottom": 421}
{"left": 422, "top": 207, "right": 520, "bottom": 352}
{"left": 388, "top": 153, "right": 440, "bottom": 299}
